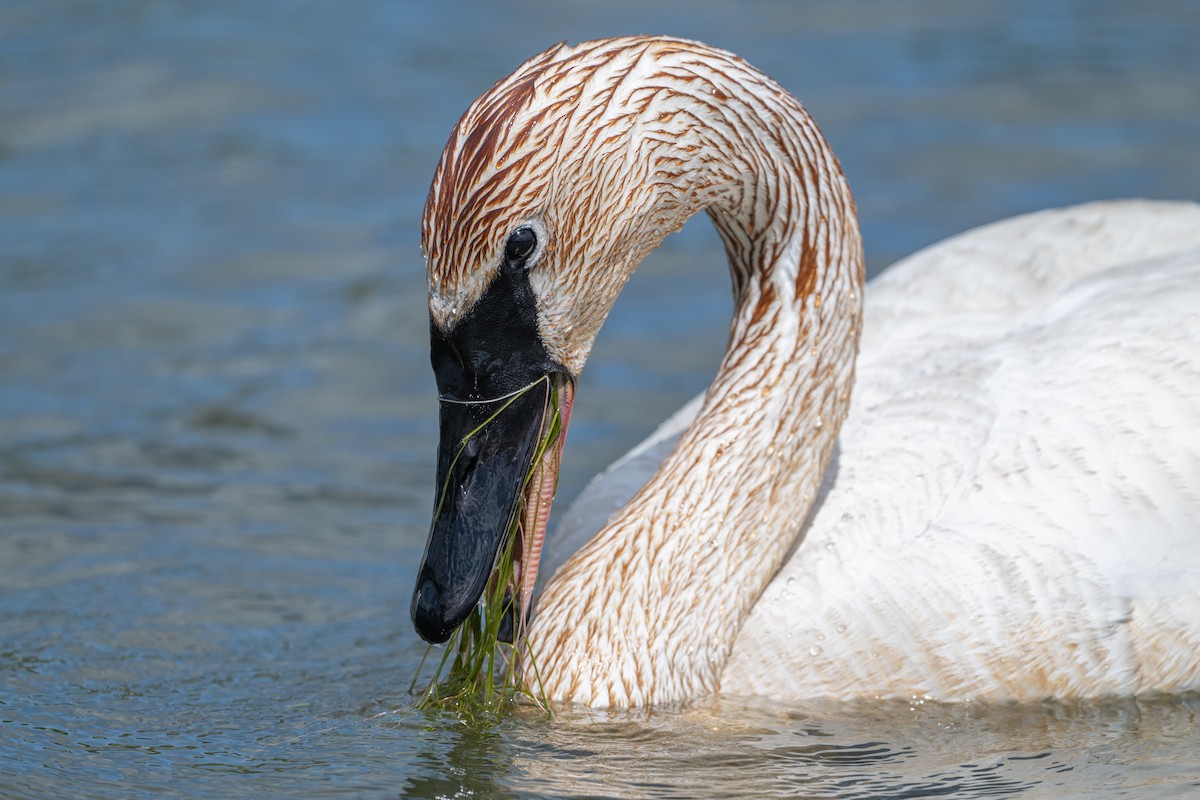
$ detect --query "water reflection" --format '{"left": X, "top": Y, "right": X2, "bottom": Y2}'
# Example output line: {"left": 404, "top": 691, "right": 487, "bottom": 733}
{"left": 378, "top": 696, "right": 1200, "bottom": 798}
{"left": 399, "top": 712, "right": 519, "bottom": 799}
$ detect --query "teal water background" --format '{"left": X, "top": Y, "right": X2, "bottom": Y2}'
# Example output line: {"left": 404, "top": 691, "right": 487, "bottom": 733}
{"left": 2, "top": 1, "right": 1198, "bottom": 797}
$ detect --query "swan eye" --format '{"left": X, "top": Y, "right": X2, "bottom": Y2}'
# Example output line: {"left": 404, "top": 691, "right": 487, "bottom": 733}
{"left": 504, "top": 226, "right": 537, "bottom": 266}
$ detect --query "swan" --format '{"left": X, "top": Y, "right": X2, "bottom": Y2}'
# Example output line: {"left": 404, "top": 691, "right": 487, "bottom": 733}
{"left": 410, "top": 35, "right": 1200, "bottom": 707}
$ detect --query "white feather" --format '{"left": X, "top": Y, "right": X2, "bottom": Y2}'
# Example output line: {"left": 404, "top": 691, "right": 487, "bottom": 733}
{"left": 548, "top": 200, "right": 1200, "bottom": 701}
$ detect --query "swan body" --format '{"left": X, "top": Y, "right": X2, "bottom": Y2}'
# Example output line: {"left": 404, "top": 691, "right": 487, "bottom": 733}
{"left": 413, "top": 35, "right": 1200, "bottom": 707}
{"left": 550, "top": 199, "right": 1200, "bottom": 702}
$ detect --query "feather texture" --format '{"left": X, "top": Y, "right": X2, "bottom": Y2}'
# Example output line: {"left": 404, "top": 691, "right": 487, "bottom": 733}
{"left": 424, "top": 36, "right": 1200, "bottom": 707}
{"left": 551, "top": 200, "right": 1200, "bottom": 702}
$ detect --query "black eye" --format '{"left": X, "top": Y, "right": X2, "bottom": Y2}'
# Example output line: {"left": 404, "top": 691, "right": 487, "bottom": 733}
{"left": 504, "top": 226, "right": 537, "bottom": 265}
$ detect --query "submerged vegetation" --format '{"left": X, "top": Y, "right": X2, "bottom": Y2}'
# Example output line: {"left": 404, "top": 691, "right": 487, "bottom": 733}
{"left": 411, "top": 377, "right": 562, "bottom": 717}
{"left": 410, "top": 536, "right": 549, "bottom": 718}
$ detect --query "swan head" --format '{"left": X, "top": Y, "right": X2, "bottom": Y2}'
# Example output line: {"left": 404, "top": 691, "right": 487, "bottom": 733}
{"left": 422, "top": 37, "right": 751, "bottom": 374}
{"left": 410, "top": 37, "right": 755, "bottom": 643}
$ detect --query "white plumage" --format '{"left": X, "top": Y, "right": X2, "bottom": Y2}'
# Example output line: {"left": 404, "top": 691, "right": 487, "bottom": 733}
{"left": 548, "top": 200, "right": 1200, "bottom": 701}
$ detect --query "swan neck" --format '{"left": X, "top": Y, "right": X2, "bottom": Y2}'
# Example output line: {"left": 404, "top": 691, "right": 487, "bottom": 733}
{"left": 532, "top": 65, "right": 865, "bottom": 707}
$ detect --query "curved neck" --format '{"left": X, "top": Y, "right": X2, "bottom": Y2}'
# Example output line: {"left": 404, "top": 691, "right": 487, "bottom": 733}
{"left": 529, "top": 76, "right": 865, "bottom": 707}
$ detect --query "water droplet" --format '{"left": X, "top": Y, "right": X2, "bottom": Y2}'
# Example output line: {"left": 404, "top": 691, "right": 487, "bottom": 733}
{"left": 814, "top": 416, "right": 823, "bottom": 429}
{"left": 836, "top": 623, "right": 848, "bottom": 634}
{"left": 808, "top": 645, "right": 823, "bottom": 657}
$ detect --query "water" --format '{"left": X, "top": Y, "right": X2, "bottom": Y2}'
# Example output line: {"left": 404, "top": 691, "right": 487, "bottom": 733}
{"left": 2, "top": 1, "right": 1198, "bottom": 797}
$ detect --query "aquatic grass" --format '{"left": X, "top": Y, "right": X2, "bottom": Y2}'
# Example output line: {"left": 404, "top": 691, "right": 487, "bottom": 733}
{"left": 412, "top": 377, "right": 561, "bottom": 718}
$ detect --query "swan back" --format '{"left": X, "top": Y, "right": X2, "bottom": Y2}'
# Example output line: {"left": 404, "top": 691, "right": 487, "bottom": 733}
{"left": 551, "top": 200, "right": 1200, "bottom": 701}
{"left": 723, "top": 199, "right": 1200, "bottom": 699}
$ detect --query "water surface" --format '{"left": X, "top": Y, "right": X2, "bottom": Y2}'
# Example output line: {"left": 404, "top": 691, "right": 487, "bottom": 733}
{"left": 2, "top": 1, "right": 1199, "bottom": 797}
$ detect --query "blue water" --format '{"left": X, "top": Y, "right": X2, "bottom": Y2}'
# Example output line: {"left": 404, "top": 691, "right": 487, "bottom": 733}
{"left": 2, "top": 1, "right": 1198, "bottom": 797}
